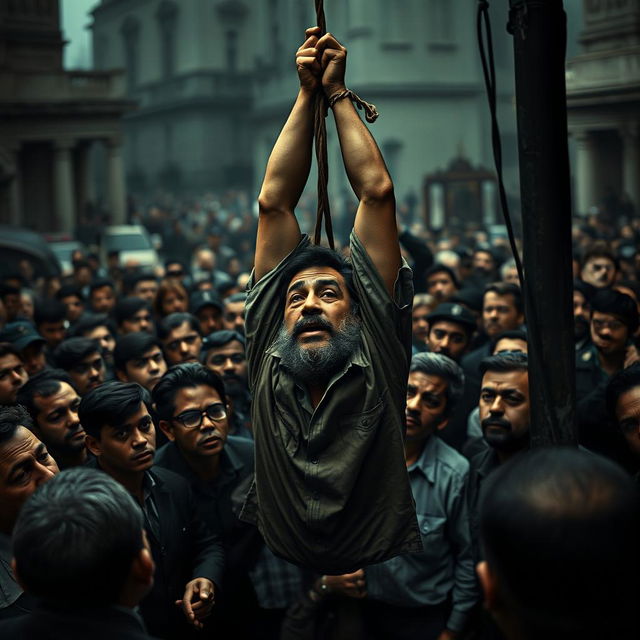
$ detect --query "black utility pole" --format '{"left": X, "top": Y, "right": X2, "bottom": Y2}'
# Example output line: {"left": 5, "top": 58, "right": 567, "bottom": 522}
{"left": 508, "top": 0, "right": 576, "bottom": 446}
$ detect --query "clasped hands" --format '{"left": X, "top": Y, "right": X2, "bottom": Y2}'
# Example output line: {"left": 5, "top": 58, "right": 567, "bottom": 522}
{"left": 296, "top": 26, "right": 347, "bottom": 99}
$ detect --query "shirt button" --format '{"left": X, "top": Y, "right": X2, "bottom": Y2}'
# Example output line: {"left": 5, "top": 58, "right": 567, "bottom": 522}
{"left": 361, "top": 418, "right": 370, "bottom": 426}
{"left": 311, "top": 459, "right": 319, "bottom": 465}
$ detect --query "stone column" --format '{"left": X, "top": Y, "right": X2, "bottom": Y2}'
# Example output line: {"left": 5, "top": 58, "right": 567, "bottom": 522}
{"left": 53, "top": 140, "right": 76, "bottom": 233}
{"left": 573, "top": 131, "right": 598, "bottom": 215}
{"left": 620, "top": 123, "right": 640, "bottom": 211}
{"left": 106, "top": 137, "right": 126, "bottom": 225}
{"left": 8, "top": 146, "right": 22, "bottom": 226}
{"left": 74, "top": 142, "right": 94, "bottom": 219}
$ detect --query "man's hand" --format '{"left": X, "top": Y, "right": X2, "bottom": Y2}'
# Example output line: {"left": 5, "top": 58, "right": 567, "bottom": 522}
{"left": 624, "top": 344, "right": 640, "bottom": 369}
{"left": 296, "top": 27, "right": 322, "bottom": 93}
{"left": 323, "top": 569, "right": 367, "bottom": 599}
{"left": 437, "top": 630, "right": 458, "bottom": 640}
{"left": 317, "top": 33, "right": 347, "bottom": 98}
{"left": 175, "top": 578, "right": 215, "bottom": 630}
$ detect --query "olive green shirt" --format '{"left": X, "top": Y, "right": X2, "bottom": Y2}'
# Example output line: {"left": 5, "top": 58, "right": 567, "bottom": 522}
{"left": 240, "top": 231, "right": 422, "bottom": 574}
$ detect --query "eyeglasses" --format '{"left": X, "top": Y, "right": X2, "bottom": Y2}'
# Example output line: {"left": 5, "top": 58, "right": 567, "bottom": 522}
{"left": 172, "top": 402, "right": 227, "bottom": 429}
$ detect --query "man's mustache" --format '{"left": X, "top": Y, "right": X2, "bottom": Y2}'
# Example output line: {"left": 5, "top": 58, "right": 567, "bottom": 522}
{"left": 482, "top": 416, "right": 512, "bottom": 431}
{"left": 293, "top": 314, "right": 334, "bottom": 337}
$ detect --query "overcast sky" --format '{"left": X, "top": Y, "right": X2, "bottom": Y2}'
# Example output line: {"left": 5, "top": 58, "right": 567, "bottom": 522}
{"left": 61, "top": 0, "right": 99, "bottom": 69}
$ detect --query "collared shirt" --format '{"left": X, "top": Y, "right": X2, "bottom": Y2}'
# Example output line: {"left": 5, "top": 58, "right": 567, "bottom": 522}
{"left": 366, "top": 436, "right": 478, "bottom": 633}
{"left": 240, "top": 232, "right": 422, "bottom": 574}
{"left": 140, "top": 472, "right": 161, "bottom": 543}
{"left": 0, "top": 533, "right": 22, "bottom": 611}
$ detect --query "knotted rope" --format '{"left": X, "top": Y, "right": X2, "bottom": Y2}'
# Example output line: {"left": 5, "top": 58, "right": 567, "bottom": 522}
{"left": 312, "top": 0, "right": 379, "bottom": 249}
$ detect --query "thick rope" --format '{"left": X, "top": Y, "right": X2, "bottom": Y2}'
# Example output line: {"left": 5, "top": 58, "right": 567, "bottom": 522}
{"left": 312, "top": 0, "right": 380, "bottom": 248}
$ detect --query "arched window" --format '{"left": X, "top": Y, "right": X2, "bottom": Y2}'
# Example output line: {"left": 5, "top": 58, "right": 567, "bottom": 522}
{"left": 156, "top": 1, "right": 178, "bottom": 79}
{"left": 120, "top": 16, "right": 140, "bottom": 93}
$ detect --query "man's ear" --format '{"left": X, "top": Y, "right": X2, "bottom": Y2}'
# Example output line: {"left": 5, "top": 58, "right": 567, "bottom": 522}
{"left": 435, "top": 416, "right": 450, "bottom": 432}
{"left": 477, "top": 561, "right": 498, "bottom": 611}
{"left": 158, "top": 419, "right": 175, "bottom": 442}
{"left": 131, "top": 546, "right": 155, "bottom": 588}
{"left": 85, "top": 433, "right": 102, "bottom": 457}
{"left": 115, "top": 369, "right": 128, "bottom": 382}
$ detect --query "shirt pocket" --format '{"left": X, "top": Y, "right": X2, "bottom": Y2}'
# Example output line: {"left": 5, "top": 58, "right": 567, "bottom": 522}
{"left": 417, "top": 514, "right": 447, "bottom": 543}
{"left": 341, "top": 397, "right": 385, "bottom": 434}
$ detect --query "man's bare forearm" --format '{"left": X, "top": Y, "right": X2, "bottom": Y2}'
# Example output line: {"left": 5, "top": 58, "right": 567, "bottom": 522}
{"left": 258, "top": 89, "right": 315, "bottom": 214}
{"left": 331, "top": 98, "right": 394, "bottom": 204}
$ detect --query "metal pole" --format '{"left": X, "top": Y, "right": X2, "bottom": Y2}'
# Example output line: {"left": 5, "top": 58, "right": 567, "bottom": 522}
{"left": 508, "top": 0, "right": 576, "bottom": 446}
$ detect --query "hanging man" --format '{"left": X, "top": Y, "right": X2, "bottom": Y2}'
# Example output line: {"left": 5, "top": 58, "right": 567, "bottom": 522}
{"left": 240, "top": 27, "right": 421, "bottom": 573}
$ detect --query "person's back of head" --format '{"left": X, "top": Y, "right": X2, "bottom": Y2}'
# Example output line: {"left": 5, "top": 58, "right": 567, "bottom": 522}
{"left": 478, "top": 447, "right": 640, "bottom": 640}
{"left": 12, "top": 466, "right": 152, "bottom": 608}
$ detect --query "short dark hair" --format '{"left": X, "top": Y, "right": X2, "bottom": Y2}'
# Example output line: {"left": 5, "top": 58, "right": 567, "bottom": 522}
{"left": 157, "top": 312, "right": 200, "bottom": 341}
{"left": 54, "top": 337, "right": 101, "bottom": 371}
{"left": 55, "top": 285, "right": 85, "bottom": 302}
{"left": 68, "top": 313, "right": 116, "bottom": 339}
{"left": 225, "top": 292, "right": 247, "bottom": 305}
{"left": 590, "top": 288, "right": 639, "bottom": 334}
{"left": 12, "top": 467, "right": 144, "bottom": 605}
{"left": 279, "top": 245, "right": 359, "bottom": 312}
{"left": 479, "top": 351, "right": 528, "bottom": 377}
{"left": 17, "top": 369, "right": 74, "bottom": 420}
{"left": 490, "top": 329, "right": 528, "bottom": 354}
{"left": 606, "top": 363, "right": 640, "bottom": 427}
{"left": 132, "top": 272, "right": 157, "bottom": 288}
{"left": 89, "top": 278, "right": 115, "bottom": 296}
{"left": 484, "top": 282, "right": 523, "bottom": 315}
{"left": 409, "top": 352, "right": 464, "bottom": 416}
{"left": 152, "top": 363, "right": 226, "bottom": 421}
{"left": 201, "top": 330, "right": 245, "bottom": 353}
{"left": 0, "top": 405, "right": 33, "bottom": 445}
{"left": 113, "top": 297, "right": 150, "bottom": 326}
{"left": 34, "top": 299, "right": 67, "bottom": 326}
{"left": 113, "top": 333, "right": 162, "bottom": 373}
{"left": 0, "top": 342, "right": 21, "bottom": 361}
{"left": 78, "top": 381, "right": 151, "bottom": 439}
{"left": 581, "top": 240, "right": 618, "bottom": 270}
{"left": 480, "top": 447, "right": 639, "bottom": 640}
{"left": 425, "top": 264, "right": 460, "bottom": 290}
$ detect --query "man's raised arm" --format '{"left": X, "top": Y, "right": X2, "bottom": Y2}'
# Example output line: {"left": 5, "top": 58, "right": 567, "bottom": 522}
{"left": 318, "top": 34, "right": 402, "bottom": 297}
{"left": 254, "top": 28, "right": 323, "bottom": 282}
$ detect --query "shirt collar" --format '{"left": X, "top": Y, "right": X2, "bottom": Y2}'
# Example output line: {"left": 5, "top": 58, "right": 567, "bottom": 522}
{"left": 408, "top": 435, "right": 438, "bottom": 484}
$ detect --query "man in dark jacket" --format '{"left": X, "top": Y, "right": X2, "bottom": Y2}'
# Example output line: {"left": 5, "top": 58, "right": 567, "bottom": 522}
{"left": 79, "top": 381, "right": 224, "bottom": 639}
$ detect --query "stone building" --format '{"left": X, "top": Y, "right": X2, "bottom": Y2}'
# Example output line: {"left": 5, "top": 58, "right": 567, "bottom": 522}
{"left": 0, "top": 0, "right": 133, "bottom": 233}
{"left": 567, "top": 0, "right": 640, "bottom": 216}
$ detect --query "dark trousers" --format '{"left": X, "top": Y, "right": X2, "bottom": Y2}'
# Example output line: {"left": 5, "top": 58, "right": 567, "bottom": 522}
{"left": 361, "top": 600, "right": 448, "bottom": 640}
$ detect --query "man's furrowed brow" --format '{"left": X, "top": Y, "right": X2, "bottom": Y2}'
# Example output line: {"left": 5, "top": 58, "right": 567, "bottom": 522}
{"left": 315, "top": 278, "right": 341, "bottom": 290}
{"left": 287, "top": 280, "right": 307, "bottom": 295}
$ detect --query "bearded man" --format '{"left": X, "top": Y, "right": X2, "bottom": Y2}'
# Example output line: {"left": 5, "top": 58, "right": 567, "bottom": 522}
{"left": 239, "top": 28, "right": 421, "bottom": 573}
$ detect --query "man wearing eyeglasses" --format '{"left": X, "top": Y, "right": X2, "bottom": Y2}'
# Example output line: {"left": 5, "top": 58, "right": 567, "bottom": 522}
{"left": 576, "top": 288, "right": 640, "bottom": 461}
{"left": 153, "top": 363, "right": 302, "bottom": 637}
{"left": 79, "top": 380, "right": 224, "bottom": 639}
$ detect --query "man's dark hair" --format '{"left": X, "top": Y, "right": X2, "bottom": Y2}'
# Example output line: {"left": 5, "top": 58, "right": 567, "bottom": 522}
{"left": 279, "top": 245, "right": 359, "bottom": 312}
{"left": 590, "top": 288, "right": 639, "bottom": 334}
{"left": 0, "top": 405, "right": 33, "bottom": 445}
{"left": 89, "top": 278, "right": 115, "bottom": 296}
{"left": 17, "top": 369, "right": 74, "bottom": 420}
{"left": 201, "top": 330, "right": 245, "bottom": 352}
{"left": 479, "top": 351, "right": 528, "bottom": 377}
{"left": 113, "top": 333, "right": 162, "bottom": 373}
{"left": 0, "top": 342, "right": 21, "bottom": 361}
{"left": 157, "top": 312, "right": 200, "bottom": 340}
{"left": 484, "top": 282, "right": 523, "bottom": 315}
{"left": 68, "top": 313, "right": 116, "bottom": 339}
{"left": 12, "top": 467, "right": 144, "bottom": 605}
{"left": 606, "top": 363, "right": 640, "bottom": 427}
{"left": 34, "top": 299, "right": 67, "bottom": 326}
{"left": 78, "top": 381, "right": 151, "bottom": 439}
{"left": 490, "top": 329, "right": 528, "bottom": 354}
{"left": 581, "top": 240, "right": 618, "bottom": 270}
{"left": 53, "top": 337, "right": 101, "bottom": 371}
{"left": 113, "top": 297, "right": 150, "bottom": 326}
{"left": 480, "top": 447, "right": 640, "bottom": 640}
{"left": 55, "top": 284, "right": 85, "bottom": 302}
{"left": 152, "top": 363, "right": 226, "bottom": 421}
{"left": 425, "top": 264, "right": 460, "bottom": 290}
{"left": 409, "top": 352, "right": 464, "bottom": 416}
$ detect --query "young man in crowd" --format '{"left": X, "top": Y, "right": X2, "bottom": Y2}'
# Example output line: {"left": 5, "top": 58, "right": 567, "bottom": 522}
{"left": 425, "top": 265, "right": 460, "bottom": 305}
{"left": 79, "top": 381, "right": 224, "bottom": 639}
{"left": 0, "top": 467, "right": 157, "bottom": 639}
{"left": 201, "top": 330, "right": 251, "bottom": 438}
{"left": 0, "top": 343, "right": 28, "bottom": 405}
{"left": 0, "top": 405, "right": 58, "bottom": 619}
{"left": 131, "top": 273, "right": 159, "bottom": 303}
{"left": 17, "top": 369, "right": 86, "bottom": 469}
{"left": 0, "top": 321, "right": 47, "bottom": 376}
{"left": 55, "top": 284, "right": 86, "bottom": 324}
{"left": 425, "top": 302, "right": 476, "bottom": 363}
{"left": 88, "top": 278, "right": 116, "bottom": 314}
{"left": 153, "top": 363, "right": 300, "bottom": 637}
{"left": 69, "top": 313, "right": 117, "bottom": 371}
{"left": 222, "top": 292, "right": 246, "bottom": 335}
{"left": 53, "top": 337, "right": 105, "bottom": 396}
{"left": 478, "top": 448, "right": 639, "bottom": 640}
{"left": 114, "top": 333, "right": 168, "bottom": 392}
{"left": 189, "top": 290, "right": 224, "bottom": 338}
{"left": 114, "top": 297, "right": 153, "bottom": 335}
{"left": 158, "top": 313, "right": 203, "bottom": 366}
{"left": 34, "top": 300, "right": 67, "bottom": 353}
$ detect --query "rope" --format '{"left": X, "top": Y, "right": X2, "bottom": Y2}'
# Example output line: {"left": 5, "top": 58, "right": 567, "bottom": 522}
{"left": 311, "top": 0, "right": 379, "bottom": 248}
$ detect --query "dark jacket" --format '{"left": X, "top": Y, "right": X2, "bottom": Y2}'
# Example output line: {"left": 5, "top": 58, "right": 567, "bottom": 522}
{"left": 0, "top": 602, "right": 157, "bottom": 640}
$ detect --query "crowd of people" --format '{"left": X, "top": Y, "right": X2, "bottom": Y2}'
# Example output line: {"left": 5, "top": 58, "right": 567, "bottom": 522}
{"left": 0, "top": 26, "right": 639, "bottom": 640}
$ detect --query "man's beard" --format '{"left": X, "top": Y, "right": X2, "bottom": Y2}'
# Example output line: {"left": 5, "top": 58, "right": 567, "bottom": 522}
{"left": 481, "top": 416, "right": 529, "bottom": 453}
{"left": 275, "top": 313, "right": 361, "bottom": 384}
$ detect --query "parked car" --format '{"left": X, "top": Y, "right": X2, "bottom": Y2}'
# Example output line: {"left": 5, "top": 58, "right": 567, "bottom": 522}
{"left": 99, "top": 225, "right": 159, "bottom": 269}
